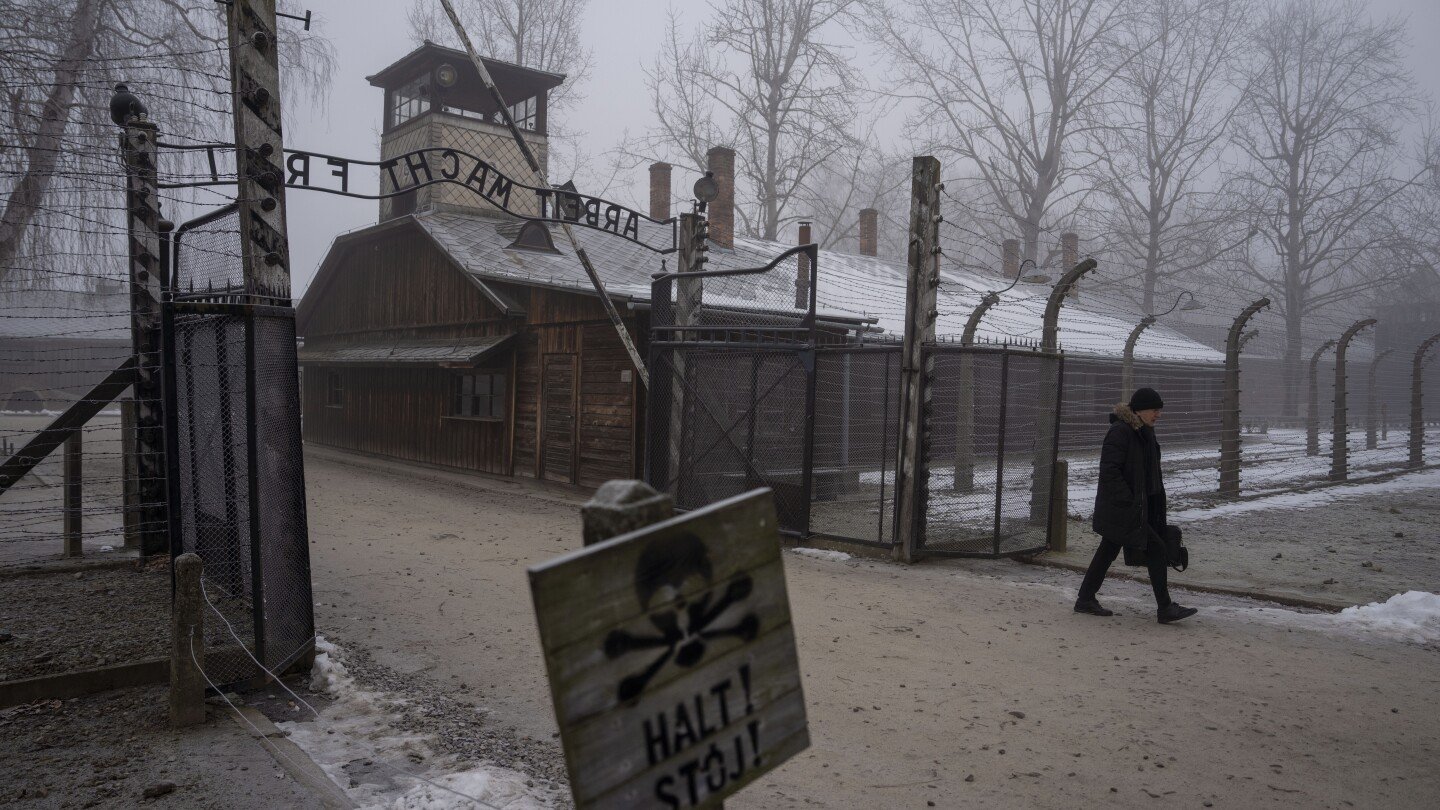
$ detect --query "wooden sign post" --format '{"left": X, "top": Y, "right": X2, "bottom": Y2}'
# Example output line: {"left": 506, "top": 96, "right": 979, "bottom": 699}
{"left": 531, "top": 488, "right": 809, "bottom": 809}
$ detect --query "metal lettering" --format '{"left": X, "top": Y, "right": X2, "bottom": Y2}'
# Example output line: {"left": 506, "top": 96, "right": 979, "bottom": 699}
{"left": 403, "top": 150, "right": 432, "bottom": 186}
{"left": 326, "top": 157, "right": 348, "bottom": 193}
{"left": 284, "top": 151, "right": 310, "bottom": 187}
{"left": 438, "top": 149, "right": 460, "bottom": 180}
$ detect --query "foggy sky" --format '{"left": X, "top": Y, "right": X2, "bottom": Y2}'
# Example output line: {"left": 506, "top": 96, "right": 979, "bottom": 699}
{"left": 285, "top": 0, "right": 1440, "bottom": 298}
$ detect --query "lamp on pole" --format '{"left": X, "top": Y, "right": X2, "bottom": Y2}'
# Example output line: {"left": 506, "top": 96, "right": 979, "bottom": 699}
{"left": 1122, "top": 291, "right": 1202, "bottom": 397}
{"left": 1366, "top": 348, "right": 1395, "bottom": 450}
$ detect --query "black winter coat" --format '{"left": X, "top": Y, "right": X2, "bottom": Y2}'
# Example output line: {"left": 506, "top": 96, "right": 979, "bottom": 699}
{"left": 1091, "top": 404, "right": 1167, "bottom": 550}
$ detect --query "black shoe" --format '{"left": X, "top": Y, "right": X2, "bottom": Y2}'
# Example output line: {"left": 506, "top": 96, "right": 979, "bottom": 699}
{"left": 1074, "top": 599, "right": 1114, "bottom": 617}
{"left": 1158, "top": 604, "right": 1198, "bottom": 624}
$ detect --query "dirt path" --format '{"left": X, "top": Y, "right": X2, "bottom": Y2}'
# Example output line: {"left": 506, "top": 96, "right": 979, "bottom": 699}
{"left": 303, "top": 447, "right": 1440, "bottom": 809}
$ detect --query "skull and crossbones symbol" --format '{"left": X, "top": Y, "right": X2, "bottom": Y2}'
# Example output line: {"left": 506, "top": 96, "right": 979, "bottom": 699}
{"left": 604, "top": 532, "right": 760, "bottom": 702}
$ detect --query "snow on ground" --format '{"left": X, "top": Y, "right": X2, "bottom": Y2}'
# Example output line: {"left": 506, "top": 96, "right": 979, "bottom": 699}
{"left": 1170, "top": 466, "right": 1440, "bottom": 522}
{"left": 788, "top": 547, "right": 853, "bottom": 562}
{"left": 1212, "top": 591, "right": 1440, "bottom": 647}
{"left": 278, "top": 636, "right": 558, "bottom": 810}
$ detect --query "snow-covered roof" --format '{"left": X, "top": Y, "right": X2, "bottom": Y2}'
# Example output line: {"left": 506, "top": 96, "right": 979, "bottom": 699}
{"left": 317, "top": 209, "right": 1225, "bottom": 363}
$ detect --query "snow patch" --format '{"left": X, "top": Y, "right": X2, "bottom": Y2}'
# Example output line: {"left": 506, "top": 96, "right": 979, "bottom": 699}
{"left": 278, "top": 636, "right": 557, "bottom": 809}
{"left": 789, "top": 547, "right": 852, "bottom": 562}
{"left": 1170, "top": 467, "right": 1440, "bottom": 523}
{"left": 1212, "top": 591, "right": 1440, "bottom": 647}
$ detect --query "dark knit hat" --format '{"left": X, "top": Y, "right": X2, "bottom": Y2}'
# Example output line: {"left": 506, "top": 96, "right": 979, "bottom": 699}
{"left": 1129, "top": 387, "right": 1164, "bottom": 411}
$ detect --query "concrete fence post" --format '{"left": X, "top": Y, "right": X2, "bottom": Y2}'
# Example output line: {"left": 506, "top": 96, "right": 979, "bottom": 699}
{"left": 1219, "top": 299, "right": 1269, "bottom": 499}
{"left": 1307, "top": 340, "right": 1336, "bottom": 457}
{"left": 1330, "top": 318, "right": 1377, "bottom": 482}
{"left": 1411, "top": 334, "right": 1440, "bottom": 468}
{"left": 581, "top": 480, "right": 675, "bottom": 546}
{"left": 893, "top": 156, "right": 942, "bottom": 563}
{"left": 1047, "top": 459, "right": 1069, "bottom": 552}
{"left": 1366, "top": 349, "right": 1394, "bottom": 450}
{"left": 170, "top": 552, "right": 206, "bottom": 728}
{"left": 1034, "top": 257, "right": 1097, "bottom": 521}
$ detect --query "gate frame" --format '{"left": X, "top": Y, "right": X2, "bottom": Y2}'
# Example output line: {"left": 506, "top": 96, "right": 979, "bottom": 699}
{"left": 644, "top": 243, "right": 820, "bottom": 536}
{"left": 916, "top": 341, "right": 1065, "bottom": 559}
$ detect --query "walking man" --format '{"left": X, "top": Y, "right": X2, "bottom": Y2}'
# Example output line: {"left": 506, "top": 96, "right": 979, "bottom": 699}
{"left": 1074, "top": 387, "right": 1197, "bottom": 624}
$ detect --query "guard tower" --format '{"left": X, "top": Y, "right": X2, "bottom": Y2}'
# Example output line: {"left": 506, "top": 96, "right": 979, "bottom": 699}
{"left": 366, "top": 42, "right": 566, "bottom": 222}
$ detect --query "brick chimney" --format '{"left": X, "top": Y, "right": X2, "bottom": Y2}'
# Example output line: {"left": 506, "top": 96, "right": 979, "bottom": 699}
{"left": 648, "top": 162, "right": 671, "bottom": 220}
{"left": 797, "top": 221, "right": 812, "bottom": 310}
{"left": 1061, "top": 232, "right": 1079, "bottom": 298}
{"left": 706, "top": 146, "right": 735, "bottom": 249}
{"left": 1003, "top": 239, "right": 1020, "bottom": 278}
{"left": 858, "top": 208, "right": 878, "bottom": 257}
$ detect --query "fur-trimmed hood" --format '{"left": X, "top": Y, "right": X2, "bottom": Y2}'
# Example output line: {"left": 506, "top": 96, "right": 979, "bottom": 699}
{"left": 1110, "top": 403, "right": 1144, "bottom": 430}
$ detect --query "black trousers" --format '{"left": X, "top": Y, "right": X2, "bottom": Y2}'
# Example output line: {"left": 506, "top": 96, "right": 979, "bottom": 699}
{"left": 1077, "top": 539, "right": 1171, "bottom": 608}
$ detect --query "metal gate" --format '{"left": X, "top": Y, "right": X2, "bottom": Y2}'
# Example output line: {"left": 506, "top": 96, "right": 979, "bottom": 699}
{"left": 921, "top": 343, "right": 1064, "bottom": 557}
{"left": 645, "top": 246, "right": 819, "bottom": 535}
{"left": 161, "top": 205, "right": 315, "bottom": 688}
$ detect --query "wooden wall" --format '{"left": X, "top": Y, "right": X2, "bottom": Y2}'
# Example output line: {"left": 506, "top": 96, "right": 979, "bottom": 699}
{"left": 299, "top": 227, "right": 643, "bottom": 488}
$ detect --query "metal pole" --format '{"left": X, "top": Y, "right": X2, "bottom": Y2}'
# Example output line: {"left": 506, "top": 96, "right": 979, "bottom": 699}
{"left": 1331, "top": 319, "right": 1377, "bottom": 481}
{"left": 1219, "top": 299, "right": 1269, "bottom": 498}
{"left": 799, "top": 246, "right": 819, "bottom": 536}
{"left": 1307, "top": 340, "right": 1336, "bottom": 456}
{"left": 63, "top": 431, "right": 82, "bottom": 557}
{"left": 1412, "top": 334, "right": 1440, "bottom": 468}
{"left": 993, "top": 351, "right": 1010, "bottom": 556}
{"left": 892, "top": 156, "right": 942, "bottom": 563}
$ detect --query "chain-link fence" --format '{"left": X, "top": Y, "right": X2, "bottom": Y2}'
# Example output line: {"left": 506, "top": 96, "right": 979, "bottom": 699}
{"left": 923, "top": 344, "right": 1062, "bottom": 556}
{"left": 162, "top": 206, "right": 313, "bottom": 689}
{"left": 809, "top": 346, "right": 902, "bottom": 548}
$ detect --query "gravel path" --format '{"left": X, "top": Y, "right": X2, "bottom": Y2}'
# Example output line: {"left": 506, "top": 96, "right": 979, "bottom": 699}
{"left": 0, "top": 684, "right": 324, "bottom": 808}
{"left": 0, "top": 563, "right": 169, "bottom": 682}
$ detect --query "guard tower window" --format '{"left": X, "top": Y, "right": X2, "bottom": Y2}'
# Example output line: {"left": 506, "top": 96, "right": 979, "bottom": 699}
{"left": 389, "top": 75, "right": 431, "bottom": 129}
{"left": 495, "top": 96, "right": 536, "bottom": 131}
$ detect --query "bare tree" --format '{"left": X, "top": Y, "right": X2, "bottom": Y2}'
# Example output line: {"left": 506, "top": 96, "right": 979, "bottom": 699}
{"left": 407, "top": 0, "right": 592, "bottom": 111}
{"left": 634, "top": 0, "right": 861, "bottom": 241}
{"left": 1090, "top": 0, "right": 1249, "bottom": 313}
{"left": 867, "top": 0, "right": 1136, "bottom": 265}
{"left": 1226, "top": 0, "right": 1420, "bottom": 415}
{"left": 0, "top": 0, "right": 334, "bottom": 286}
{"left": 796, "top": 132, "right": 908, "bottom": 256}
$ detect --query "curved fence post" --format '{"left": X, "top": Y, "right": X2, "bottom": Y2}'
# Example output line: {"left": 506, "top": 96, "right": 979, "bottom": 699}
{"left": 1307, "top": 340, "right": 1336, "bottom": 457}
{"left": 1366, "top": 349, "right": 1394, "bottom": 450}
{"left": 1412, "top": 334, "right": 1440, "bottom": 468}
{"left": 1331, "top": 318, "right": 1377, "bottom": 481}
{"left": 1220, "top": 299, "right": 1269, "bottom": 499}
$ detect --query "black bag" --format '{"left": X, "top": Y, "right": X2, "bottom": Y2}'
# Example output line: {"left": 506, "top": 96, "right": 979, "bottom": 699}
{"left": 1122, "top": 526, "right": 1188, "bottom": 572}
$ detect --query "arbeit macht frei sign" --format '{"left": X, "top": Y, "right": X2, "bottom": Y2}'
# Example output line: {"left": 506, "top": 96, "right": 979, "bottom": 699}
{"left": 529, "top": 489, "right": 809, "bottom": 809}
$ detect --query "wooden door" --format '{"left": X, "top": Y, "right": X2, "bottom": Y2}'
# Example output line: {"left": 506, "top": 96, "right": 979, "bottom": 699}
{"left": 540, "top": 353, "right": 578, "bottom": 483}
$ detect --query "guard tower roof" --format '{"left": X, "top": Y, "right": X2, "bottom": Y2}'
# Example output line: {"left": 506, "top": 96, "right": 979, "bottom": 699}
{"left": 366, "top": 41, "right": 566, "bottom": 98}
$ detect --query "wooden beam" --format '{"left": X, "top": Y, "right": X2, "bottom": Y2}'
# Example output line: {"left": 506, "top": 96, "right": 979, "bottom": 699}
{"left": 0, "top": 357, "right": 136, "bottom": 495}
